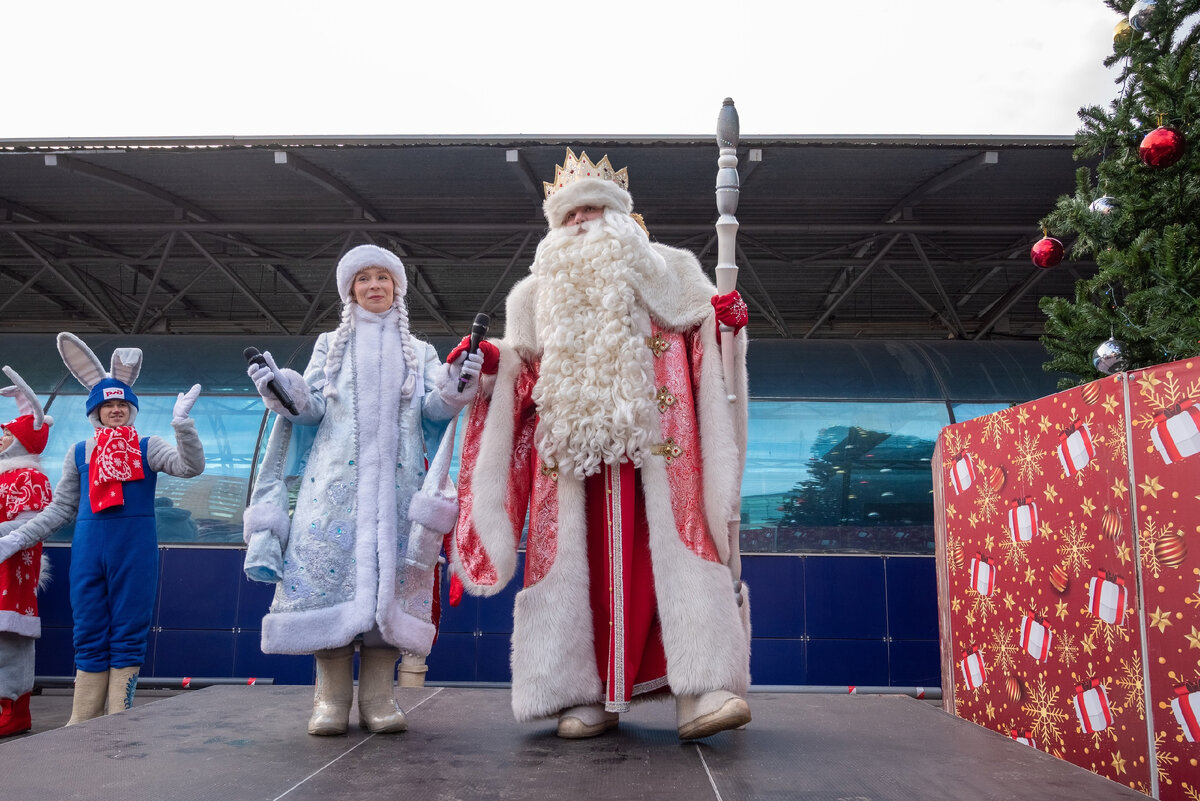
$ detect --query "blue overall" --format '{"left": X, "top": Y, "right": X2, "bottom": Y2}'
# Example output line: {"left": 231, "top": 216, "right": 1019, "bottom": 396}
{"left": 69, "top": 438, "right": 158, "bottom": 672}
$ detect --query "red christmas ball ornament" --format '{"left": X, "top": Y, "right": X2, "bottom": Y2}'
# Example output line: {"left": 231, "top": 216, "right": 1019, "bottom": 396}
{"left": 1030, "top": 236, "right": 1064, "bottom": 269}
{"left": 1156, "top": 531, "right": 1188, "bottom": 568}
{"left": 1139, "top": 126, "right": 1186, "bottom": 168}
{"left": 1049, "top": 563, "right": 1070, "bottom": 593}
{"left": 1101, "top": 507, "right": 1122, "bottom": 541}
{"left": 1081, "top": 382, "right": 1101, "bottom": 405}
{"left": 986, "top": 465, "right": 1006, "bottom": 493}
{"left": 949, "top": 540, "right": 965, "bottom": 571}
{"left": 1005, "top": 675, "right": 1023, "bottom": 703}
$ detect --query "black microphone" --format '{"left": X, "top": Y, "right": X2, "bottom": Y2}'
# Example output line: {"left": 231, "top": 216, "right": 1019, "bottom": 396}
{"left": 458, "top": 313, "right": 490, "bottom": 392}
{"left": 244, "top": 347, "right": 300, "bottom": 416}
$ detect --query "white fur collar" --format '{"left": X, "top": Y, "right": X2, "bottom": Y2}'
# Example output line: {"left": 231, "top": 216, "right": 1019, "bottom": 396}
{"left": 504, "top": 242, "right": 715, "bottom": 356}
{"left": 0, "top": 452, "right": 42, "bottom": 473}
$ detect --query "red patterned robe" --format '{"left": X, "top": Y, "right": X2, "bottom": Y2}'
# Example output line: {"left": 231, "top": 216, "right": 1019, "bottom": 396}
{"left": 451, "top": 243, "right": 750, "bottom": 721}
{"left": 1, "top": 464, "right": 52, "bottom": 638}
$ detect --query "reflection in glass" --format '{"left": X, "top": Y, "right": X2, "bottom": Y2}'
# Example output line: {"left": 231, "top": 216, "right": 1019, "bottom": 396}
{"left": 742, "top": 401, "right": 949, "bottom": 555}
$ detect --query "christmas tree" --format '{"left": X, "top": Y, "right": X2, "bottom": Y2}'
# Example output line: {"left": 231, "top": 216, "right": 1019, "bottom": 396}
{"left": 1038, "top": 0, "right": 1200, "bottom": 386}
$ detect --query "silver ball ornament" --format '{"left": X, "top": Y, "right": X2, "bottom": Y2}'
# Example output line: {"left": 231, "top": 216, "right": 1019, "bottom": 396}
{"left": 1089, "top": 196, "right": 1118, "bottom": 215}
{"left": 1093, "top": 337, "right": 1129, "bottom": 375}
{"left": 1129, "top": 0, "right": 1156, "bottom": 31}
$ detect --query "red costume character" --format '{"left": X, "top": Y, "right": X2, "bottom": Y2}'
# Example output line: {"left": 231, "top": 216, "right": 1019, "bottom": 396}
{"left": 0, "top": 367, "right": 53, "bottom": 737}
{"left": 450, "top": 150, "right": 752, "bottom": 740}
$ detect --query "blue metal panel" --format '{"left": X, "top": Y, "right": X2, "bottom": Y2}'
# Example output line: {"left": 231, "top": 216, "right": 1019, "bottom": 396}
{"left": 477, "top": 633, "right": 513, "bottom": 683}
{"left": 427, "top": 632, "right": 477, "bottom": 682}
{"left": 741, "top": 556, "right": 804, "bottom": 638}
{"left": 33, "top": 627, "right": 75, "bottom": 676}
{"left": 885, "top": 556, "right": 939, "bottom": 640}
{"left": 478, "top": 583, "right": 520, "bottom": 635}
{"left": 749, "top": 638, "right": 807, "bottom": 685}
{"left": 888, "top": 640, "right": 941, "bottom": 686}
{"left": 153, "top": 630, "right": 236, "bottom": 677}
{"left": 236, "top": 575, "right": 278, "bottom": 630}
{"left": 158, "top": 548, "right": 242, "bottom": 629}
{"left": 39, "top": 547, "right": 73, "bottom": 628}
{"left": 805, "top": 556, "right": 887, "bottom": 639}
{"left": 806, "top": 639, "right": 890, "bottom": 685}
{"left": 233, "top": 632, "right": 313, "bottom": 685}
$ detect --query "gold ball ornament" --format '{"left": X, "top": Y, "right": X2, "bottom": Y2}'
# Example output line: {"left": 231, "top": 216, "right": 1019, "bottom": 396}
{"left": 1101, "top": 507, "right": 1122, "bottom": 541}
{"left": 1156, "top": 531, "right": 1188, "bottom": 568}
{"left": 1005, "top": 676, "right": 1023, "bottom": 702}
{"left": 1081, "top": 382, "right": 1101, "bottom": 405}
{"left": 1114, "top": 18, "right": 1133, "bottom": 46}
{"left": 1049, "top": 563, "right": 1070, "bottom": 593}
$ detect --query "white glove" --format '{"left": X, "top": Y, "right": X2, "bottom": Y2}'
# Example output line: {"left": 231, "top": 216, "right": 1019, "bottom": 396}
{"left": 247, "top": 350, "right": 282, "bottom": 400}
{"left": 0, "top": 535, "right": 20, "bottom": 564}
{"left": 173, "top": 383, "right": 202, "bottom": 423}
{"left": 447, "top": 350, "right": 485, "bottom": 402}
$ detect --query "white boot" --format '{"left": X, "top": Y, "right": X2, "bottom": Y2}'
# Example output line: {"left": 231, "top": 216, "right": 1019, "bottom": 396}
{"left": 676, "top": 690, "right": 751, "bottom": 740}
{"left": 308, "top": 645, "right": 354, "bottom": 736}
{"left": 397, "top": 652, "right": 428, "bottom": 688}
{"left": 556, "top": 702, "right": 618, "bottom": 739}
{"left": 106, "top": 666, "right": 141, "bottom": 714}
{"left": 66, "top": 669, "right": 109, "bottom": 726}
{"left": 357, "top": 647, "right": 407, "bottom": 733}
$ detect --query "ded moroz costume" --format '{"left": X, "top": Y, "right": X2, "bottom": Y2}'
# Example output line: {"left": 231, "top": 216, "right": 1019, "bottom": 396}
{"left": 449, "top": 149, "right": 753, "bottom": 740}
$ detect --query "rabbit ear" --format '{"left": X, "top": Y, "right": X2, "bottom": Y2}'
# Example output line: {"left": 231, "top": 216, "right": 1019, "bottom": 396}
{"left": 56, "top": 332, "right": 107, "bottom": 390}
{"left": 1, "top": 365, "right": 45, "bottom": 430}
{"left": 110, "top": 348, "right": 142, "bottom": 386}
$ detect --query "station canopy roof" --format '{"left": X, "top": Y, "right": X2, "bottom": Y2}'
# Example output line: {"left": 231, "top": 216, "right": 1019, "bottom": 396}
{"left": 0, "top": 134, "right": 1096, "bottom": 342}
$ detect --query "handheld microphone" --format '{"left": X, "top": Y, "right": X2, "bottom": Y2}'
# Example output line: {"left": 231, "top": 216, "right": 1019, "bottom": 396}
{"left": 244, "top": 347, "right": 300, "bottom": 416}
{"left": 458, "top": 313, "right": 490, "bottom": 392}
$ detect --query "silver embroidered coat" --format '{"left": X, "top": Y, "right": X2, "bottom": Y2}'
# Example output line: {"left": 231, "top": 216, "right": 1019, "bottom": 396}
{"left": 246, "top": 306, "right": 462, "bottom": 655}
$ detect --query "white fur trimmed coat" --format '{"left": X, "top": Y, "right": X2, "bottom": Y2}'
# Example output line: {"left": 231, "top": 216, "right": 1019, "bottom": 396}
{"left": 451, "top": 243, "right": 751, "bottom": 721}
{"left": 244, "top": 306, "right": 463, "bottom": 655}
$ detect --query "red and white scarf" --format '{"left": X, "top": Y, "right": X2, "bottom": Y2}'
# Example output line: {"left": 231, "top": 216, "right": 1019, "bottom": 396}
{"left": 89, "top": 426, "right": 144, "bottom": 513}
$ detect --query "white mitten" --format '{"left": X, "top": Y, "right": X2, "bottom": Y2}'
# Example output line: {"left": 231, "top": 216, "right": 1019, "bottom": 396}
{"left": 173, "top": 383, "right": 202, "bottom": 423}
{"left": 446, "top": 350, "right": 485, "bottom": 404}
{"left": 247, "top": 350, "right": 282, "bottom": 399}
{"left": 0, "top": 535, "right": 20, "bottom": 564}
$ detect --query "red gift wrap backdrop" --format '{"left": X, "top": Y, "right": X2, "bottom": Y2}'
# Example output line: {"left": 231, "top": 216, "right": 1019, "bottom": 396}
{"left": 934, "top": 357, "right": 1200, "bottom": 800}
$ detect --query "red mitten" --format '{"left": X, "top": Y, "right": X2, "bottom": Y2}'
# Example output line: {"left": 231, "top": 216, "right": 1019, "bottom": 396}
{"left": 446, "top": 336, "right": 500, "bottom": 374}
{"left": 449, "top": 572, "right": 465, "bottom": 607}
{"left": 711, "top": 290, "right": 749, "bottom": 335}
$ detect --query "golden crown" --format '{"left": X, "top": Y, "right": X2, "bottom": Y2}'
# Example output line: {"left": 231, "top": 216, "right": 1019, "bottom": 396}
{"left": 543, "top": 148, "right": 630, "bottom": 199}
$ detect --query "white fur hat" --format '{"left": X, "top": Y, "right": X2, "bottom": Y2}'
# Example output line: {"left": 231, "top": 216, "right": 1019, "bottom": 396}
{"left": 336, "top": 244, "right": 407, "bottom": 303}
{"left": 543, "top": 179, "right": 634, "bottom": 230}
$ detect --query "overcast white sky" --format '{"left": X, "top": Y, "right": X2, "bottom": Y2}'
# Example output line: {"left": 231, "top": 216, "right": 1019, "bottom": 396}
{"left": 2, "top": 0, "right": 1124, "bottom": 140}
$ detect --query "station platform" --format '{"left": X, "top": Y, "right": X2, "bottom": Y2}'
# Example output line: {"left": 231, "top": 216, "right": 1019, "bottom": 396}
{"left": 2, "top": 686, "right": 1148, "bottom": 800}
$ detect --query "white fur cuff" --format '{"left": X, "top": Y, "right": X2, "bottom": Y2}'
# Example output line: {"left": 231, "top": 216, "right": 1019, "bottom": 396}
{"left": 408, "top": 492, "right": 459, "bottom": 534}
{"left": 243, "top": 503, "right": 291, "bottom": 548}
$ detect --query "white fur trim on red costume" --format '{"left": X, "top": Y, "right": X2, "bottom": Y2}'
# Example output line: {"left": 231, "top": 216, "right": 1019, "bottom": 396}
{"left": 543, "top": 179, "right": 633, "bottom": 229}
{"left": 335, "top": 244, "right": 407, "bottom": 302}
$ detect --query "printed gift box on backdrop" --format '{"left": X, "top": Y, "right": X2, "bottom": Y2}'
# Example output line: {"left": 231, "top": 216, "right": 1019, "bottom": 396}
{"left": 933, "top": 357, "right": 1200, "bottom": 800}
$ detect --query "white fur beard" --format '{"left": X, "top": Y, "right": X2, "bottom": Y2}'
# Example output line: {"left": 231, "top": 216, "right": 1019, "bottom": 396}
{"left": 532, "top": 213, "right": 659, "bottom": 479}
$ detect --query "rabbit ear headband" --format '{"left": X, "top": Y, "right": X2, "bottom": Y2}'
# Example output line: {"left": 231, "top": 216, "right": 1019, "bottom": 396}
{"left": 57, "top": 332, "right": 142, "bottom": 421}
{"left": 1, "top": 365, "right": 53, "bottom": 455}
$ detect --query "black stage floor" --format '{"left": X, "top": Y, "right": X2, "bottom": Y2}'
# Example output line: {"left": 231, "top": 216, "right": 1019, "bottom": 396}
{"left": 1, "top": 686, "right": 1147, "bottom": 801}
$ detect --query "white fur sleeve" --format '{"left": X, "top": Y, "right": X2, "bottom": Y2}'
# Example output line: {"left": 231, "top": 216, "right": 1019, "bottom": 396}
{"left": 145, "top": 419, "right": 205, "bottom": 478}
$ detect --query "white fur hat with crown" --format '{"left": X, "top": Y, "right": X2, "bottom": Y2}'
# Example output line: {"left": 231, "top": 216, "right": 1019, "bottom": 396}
{"left": 336, "top": 244, "right": 407, "bottom": 304}
{"left": 542, "top": 149, "right": 633, "bottom": 229}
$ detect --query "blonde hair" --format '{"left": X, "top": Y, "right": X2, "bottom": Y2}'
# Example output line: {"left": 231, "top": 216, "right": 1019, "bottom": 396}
{"left": 321, "top": 296, "right": 420, "bottom": 401}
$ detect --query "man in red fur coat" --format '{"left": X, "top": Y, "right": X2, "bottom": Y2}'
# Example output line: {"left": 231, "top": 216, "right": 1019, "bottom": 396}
{"left": 449, "top": 149, "right": 752, "bottom": 740}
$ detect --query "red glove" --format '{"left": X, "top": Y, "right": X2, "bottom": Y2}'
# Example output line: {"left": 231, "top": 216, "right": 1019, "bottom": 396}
{"left": 447, "top": 336, "right": 500, "bottom": 374}
{"left": 449, "top": 573, "right": 464, "bottom": 607}
{"left": 711, "top": 290, "right": 749, "bottom": 335}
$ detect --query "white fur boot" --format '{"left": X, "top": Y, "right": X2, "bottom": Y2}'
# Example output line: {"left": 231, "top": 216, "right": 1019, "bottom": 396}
{"left": 66, "top": 669, "right": 109, "bottom": 726}
{"left": 556, "top": 702, "right": 619, "bottom": 739}
{"left": 357, "top": 647, "right": 407, "bottom": 733}
{"left": 675, "top": 690, "right": 751, "bottom": 740}
{"left": 308, "top": 645, "right": 354, "bottom": 736}
{"left": 106, "top": 665, "right": 140, "bottom": 714}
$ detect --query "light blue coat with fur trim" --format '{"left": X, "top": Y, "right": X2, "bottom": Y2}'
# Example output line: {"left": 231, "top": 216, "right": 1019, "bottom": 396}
{"left": 243, "top": 305, "right": 462, "bottom": 655}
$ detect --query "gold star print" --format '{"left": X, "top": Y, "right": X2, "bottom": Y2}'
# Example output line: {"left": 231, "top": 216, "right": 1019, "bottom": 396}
{"left": 1102, "top": 395, "right": 1119, "bottom": 415}
{"left": 1056, "top": 599, "right": 1070, "bottom": 620}
{"left": 1116, "top": 542, "right": 1131, "bottom": 564}
{"left": 985, "top": 701, "right": 996, "bottom": 720}
{"left": 1111, "top": 478, "right": 1128, "bottom": 500}
{"left": 966, "top": 610, "right": 977, "bottom": 627}
{"left": 1111, "top": 751, "right": 1127, "bottom": 776}
{"left": 1137, "top": 372, "right": 1162, "bottom": 393}
{"left": 1082, "top": 633, "right": 1097, "bottom": 655}
{"left": 1038, "top": 415, "right": 1053, "bottom": 434}
{"left": 1039, "top": 520, "right": 1053, "bottom": 538}
{"left": 984, "top": 532, "right": 996, "bottom": 551}
{"left": 1139, "top": 475, "right": 1165, "bottom": 499}
{"left": 1017, "top": 407, "right": 1031, "bottom": 426}
{"left": 1081, "top": 496, "right": 1096, "bottom": 516}
{"left": 1149, "top": 607, "right": 1173, "bottom": 634}
{"left": 1187, "top": 626, "right": 1200, "bottom": 650}
{"left": 952, "top": 598, "right": 962, "bottom": 612}
{"left": 1024, "top": 566, "right": 1037, "bottom": 585}
{"left": 946, "top": 503, "right": 957, "bottom": 520}
{"left": 969, "top": 512, "right": 979, "bottom": 528}
{"left": 1003, "top": 593, "right": 1016, "bottom": 610}
{"left": 1044, "top": 484, "right": 1059, "bottom": 503}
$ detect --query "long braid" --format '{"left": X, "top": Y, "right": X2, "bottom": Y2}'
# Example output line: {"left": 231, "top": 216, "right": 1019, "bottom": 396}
{"left": 395, "top": 296, "right": 420, "bottom": 400}
{"left": 322, "top": 303, "right": 355, "bottom": 400}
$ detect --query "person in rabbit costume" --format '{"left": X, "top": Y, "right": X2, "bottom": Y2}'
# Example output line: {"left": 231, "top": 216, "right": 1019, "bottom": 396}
{"left": 0, "top": 366, "right": 53, "bottom": 737}
{"left": 0, "top": 333, "right": 204, "bottom": 726}
{"left": 242, "top": 243, "right": 481, "bottom": 736}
